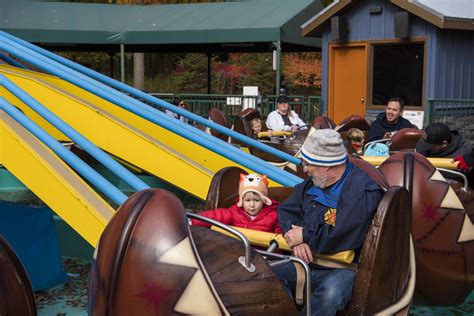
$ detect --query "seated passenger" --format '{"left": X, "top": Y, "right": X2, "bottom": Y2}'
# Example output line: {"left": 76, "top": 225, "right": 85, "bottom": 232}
{"left": 266, "top": 95, "right": 306, "bottom": 132}
{"left": 191, "top": 174, "right": 282, "bottom": 233}
{"left": 273, "top": 129, "right": 384, "bottom": 316}
{"left": 250, "top": 117, "right": 263, "bottom": 138}
{"left": 368, "top": 97, "right": 414, "bottom": 142}
{"left": 347, "top": 128, "right": 365, "bottom": 155}
{"left": 416, "top": 122, "right": 471, "bottom": 158}
{"left": 165, "top": 100, "right": 189, "bottom": 124}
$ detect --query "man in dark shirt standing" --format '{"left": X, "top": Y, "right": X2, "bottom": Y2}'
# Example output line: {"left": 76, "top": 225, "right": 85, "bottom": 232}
{"left": 368, "top": 97, "right": 414, "bottom": 142}
{"left": 273, "top": 129, "right": 384, "bottom": 315}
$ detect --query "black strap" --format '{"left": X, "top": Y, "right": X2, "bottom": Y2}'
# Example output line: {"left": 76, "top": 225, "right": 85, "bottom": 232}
{"left": 280, "top": 113, "right": 292, "bottom": 126}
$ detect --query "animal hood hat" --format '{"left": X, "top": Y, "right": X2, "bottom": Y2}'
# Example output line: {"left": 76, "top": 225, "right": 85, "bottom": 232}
{"left": 237, "top": 173, "right": 272, "bottom": 207}
{"left": 300, "top": 129, "right": 348, "bottom": 166}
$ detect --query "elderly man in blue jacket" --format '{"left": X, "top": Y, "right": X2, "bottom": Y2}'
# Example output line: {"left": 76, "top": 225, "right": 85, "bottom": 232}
{"left": 274, "top": 129, "right": 384, "bottom": 316}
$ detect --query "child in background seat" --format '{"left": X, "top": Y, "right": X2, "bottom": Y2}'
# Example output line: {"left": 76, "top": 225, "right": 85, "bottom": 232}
{"left": 191, "top": 173, "right": 282, "bottom": 233}
{"left": 250, "top": 117, "right": 263, "bottom": 138}
{"left": 347, "top": 128, "right": 365, "bottom": 156}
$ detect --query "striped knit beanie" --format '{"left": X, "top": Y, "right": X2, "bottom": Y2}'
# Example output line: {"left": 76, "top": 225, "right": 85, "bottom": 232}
{"left": 300, "top": 129, "right": 347, "bottom": 166}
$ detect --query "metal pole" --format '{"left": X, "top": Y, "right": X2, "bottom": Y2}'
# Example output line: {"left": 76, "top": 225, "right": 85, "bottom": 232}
{"left": 0, "top": 32, "right": 302, "bottom": 166}
{"left": 120, "top": 44, "right": 125, "bottom": 83}
{"left": 0, "top": 34, "right": 303, "bottom": 179}
{"left": 0, "top": 74, "right": 149, "bottom": 192}
{"left": 109, "top": 52, "right": 114, "bottom": 78}
{"left": 207, "top": 52, "right": 211, "bottom": 94}
{"left": 275, "top": 40, "right": 281, "bottom": 95}
{"left": 0, "top": 97, "right": 128, "bottom": 205}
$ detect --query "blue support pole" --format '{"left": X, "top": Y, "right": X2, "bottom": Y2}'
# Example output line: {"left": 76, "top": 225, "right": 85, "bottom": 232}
{"left": 0, "top": 74, "right": 149, "bottom": 192}
{"left": 0, "top": 97, "right": 129, "bottom": 205}
{"left": 0, "top": 31, "right": 300, "bottom": 165}
{"left": 0, "top": 37, "right": 302, "bottom": 187}
{"left": 0, "top": 53, "right": 27, "bottom": 69}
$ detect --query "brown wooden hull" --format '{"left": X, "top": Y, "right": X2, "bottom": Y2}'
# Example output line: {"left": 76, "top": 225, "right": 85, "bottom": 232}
{"left": 191, "top": 226, "right": 297, "bottom": 315}
{"left": 89, "top": 188, "right": 296, "bottom": 315}
{"left": 0, "top": 236, "right": 37, "bottom": 316}
{"left": 379, "top": 152, "right": 474, "bottom": 306}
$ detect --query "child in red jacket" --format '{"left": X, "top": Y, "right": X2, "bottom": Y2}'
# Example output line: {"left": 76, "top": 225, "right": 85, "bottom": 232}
{"left": 191, "top": 173, "right": 282, "bottom": 233}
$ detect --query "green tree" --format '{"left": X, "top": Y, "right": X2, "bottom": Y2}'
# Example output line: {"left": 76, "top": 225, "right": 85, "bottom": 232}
{"left": 173, "top": 54, "right": 209, "bottom": 93}
{"left": 235, "top": 53, "right": 274, "bottom": 95}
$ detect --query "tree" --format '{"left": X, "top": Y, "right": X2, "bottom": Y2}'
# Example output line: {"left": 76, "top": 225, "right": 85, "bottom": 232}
{"left": 282, "top": 52, "right": 322, "bottom": 95}
{"left": 173, "top": 54, "right": 209, "bottom": 93}
{"left": 234, "top": 53, "right": 274, "bottom": 95}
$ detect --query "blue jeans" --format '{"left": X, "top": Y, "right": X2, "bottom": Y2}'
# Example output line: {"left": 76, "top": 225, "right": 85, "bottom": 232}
{"left": 273, "top": 262, "right": 356, "bottom": 316}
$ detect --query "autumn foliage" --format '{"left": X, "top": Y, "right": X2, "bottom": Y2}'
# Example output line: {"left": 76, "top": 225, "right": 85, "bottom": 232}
{"left": 282, "top": 53, "right": 322, "bottom": 89}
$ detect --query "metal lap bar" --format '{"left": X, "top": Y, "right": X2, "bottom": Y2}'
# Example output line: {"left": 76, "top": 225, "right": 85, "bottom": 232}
{"left": 266, "top": 240, "right": 279, "bottom": 253}
{"left": 187, "top": 213, "right": 255, "bottom": 272}
{"left": 438, "top": 167, "right": 469, "bottom": 192}
{"left": 256, "top": 250, "right": 312, "bottom": 316}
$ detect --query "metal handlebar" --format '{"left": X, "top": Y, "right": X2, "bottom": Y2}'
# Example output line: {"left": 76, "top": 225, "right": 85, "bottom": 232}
{"left": 438, "top": 168, "right": 469, "bottom": 192}
{"left": 256, "top": 250, "right": 312, "bottom": 316}
{"left": 187, "top": 212, "right": 255, "bottom": 272}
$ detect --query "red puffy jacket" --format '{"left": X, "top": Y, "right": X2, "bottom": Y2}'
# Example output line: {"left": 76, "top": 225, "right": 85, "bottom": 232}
{"left": 191, "top": 199, "right": 282, "bottom": 234}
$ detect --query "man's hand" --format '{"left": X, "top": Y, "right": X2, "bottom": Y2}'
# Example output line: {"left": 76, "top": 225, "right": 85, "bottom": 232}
{"left": 290, "top": 125, "right": 298, "bottom": 132}
{"left": 285, "top": 225, "right": 303, "bottom": 247}
{"left": 292, "top": 243, "right": 313, "bottom": 264}
{"left": 383, "top": 132, "right": 392, "bottom": 139}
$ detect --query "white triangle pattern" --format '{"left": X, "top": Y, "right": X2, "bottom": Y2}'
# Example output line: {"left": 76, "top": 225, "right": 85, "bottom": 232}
{"left": 158, "top": 237, "right": 223, "bottom": 315}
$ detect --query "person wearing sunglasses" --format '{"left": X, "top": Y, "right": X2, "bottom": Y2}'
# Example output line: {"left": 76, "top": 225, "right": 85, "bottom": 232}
{"left": 165, "top": 100, "right": 189, "bottom": 124}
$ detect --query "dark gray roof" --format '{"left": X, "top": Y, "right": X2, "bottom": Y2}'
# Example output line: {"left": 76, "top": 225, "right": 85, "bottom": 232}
{"left": 0, "top": 0, "right": 323, "bottom": 52}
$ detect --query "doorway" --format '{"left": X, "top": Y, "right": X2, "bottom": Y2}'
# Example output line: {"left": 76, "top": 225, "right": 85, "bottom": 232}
{"left": 328, "top": 44, "right": 368, "bottom": 124}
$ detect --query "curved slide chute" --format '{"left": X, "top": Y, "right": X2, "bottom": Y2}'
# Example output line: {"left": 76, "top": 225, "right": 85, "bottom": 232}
{"left": 0, "top": 65, "right": 291, "bottom": 199}
{"left": 0, "top": 109, "right": 114, "bottom": 245}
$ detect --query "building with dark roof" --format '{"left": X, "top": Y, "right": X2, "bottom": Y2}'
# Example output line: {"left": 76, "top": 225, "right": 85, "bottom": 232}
{"left": 302, "top": 0, "right": 474, "bottom": 125}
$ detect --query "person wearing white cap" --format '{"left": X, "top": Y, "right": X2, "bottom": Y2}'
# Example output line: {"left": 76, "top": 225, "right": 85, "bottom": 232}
{"left": 272, "top": 129, "right": 384, "bottom": 316}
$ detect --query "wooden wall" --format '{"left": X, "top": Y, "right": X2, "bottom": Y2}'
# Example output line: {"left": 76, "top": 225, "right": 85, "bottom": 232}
{"left": 317, "top": 0, "right": 473, "bottom": 115}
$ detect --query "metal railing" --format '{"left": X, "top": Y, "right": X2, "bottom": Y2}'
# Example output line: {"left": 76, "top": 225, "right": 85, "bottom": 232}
{"left": 187, "top": 212, "right": 255, "bottom": 272}
{"left": 426, "top": 99, "right": 474, "bottom": 124}
{"left": 149, "top": 93, "right": 321, "bottom": 123}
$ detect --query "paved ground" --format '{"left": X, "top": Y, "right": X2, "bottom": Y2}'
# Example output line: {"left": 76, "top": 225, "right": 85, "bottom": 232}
{"left": 35, "top": 258, "right": 88, "bottom": 316}
{"left": 35, "top": 257, "right": 474, "bottom": 315}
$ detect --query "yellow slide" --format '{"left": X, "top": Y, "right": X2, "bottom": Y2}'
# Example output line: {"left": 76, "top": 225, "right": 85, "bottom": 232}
{"left": 0, "top": 65, "right": 277, "bottom": 199}
{"left": 0, "top": 110, "right": 114, "bottom": 246}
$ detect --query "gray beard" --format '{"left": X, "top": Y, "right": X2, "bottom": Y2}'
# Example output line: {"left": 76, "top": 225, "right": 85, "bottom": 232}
{"left": 311, "top": 175, "right": 328, "bottom": 188}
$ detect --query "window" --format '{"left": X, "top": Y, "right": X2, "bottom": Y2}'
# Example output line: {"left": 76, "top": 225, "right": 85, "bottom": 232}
{"left": 371, "top": 43, "right": 424, "bottom": 107}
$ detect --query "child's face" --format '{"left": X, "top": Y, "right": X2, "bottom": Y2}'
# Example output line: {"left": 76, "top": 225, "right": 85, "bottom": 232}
{"left": 251, "top": 121, "right": 262, "bottom": 134}
{"left": 352, "top": 139, "right": 364, "bottom": 147}
{"left": 242, "top": 192, "right": 264, "bottom": 216}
